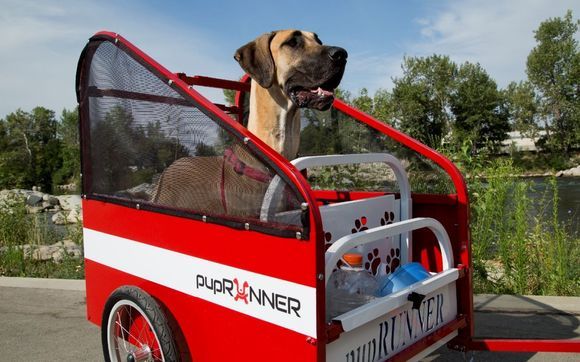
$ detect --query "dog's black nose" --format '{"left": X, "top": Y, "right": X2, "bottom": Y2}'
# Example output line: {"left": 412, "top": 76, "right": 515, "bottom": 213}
{"left": 328, "top": 47, "right": 348, "bottom": 62}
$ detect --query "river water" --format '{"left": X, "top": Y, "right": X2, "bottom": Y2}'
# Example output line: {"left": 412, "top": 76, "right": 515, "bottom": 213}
{"left": 526, "top": 177, "right": 579, "bottom": 234}
{"left": 36, "top": 177, "right": 579, "bottom": 237}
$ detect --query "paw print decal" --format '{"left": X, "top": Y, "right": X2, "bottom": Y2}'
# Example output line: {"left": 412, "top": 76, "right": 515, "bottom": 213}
{"left": 384, "top": 247, "right": 401, "bottom": 275}
{"left": 380, "top": 211, "right": 395, "bottom": 226}
{"left": 324, "top": 231, "right": 344, "bottom": 270}
{"left": 324, "top": 231, "right": 333, "bottom": 251}
{"left": 365, "top": 248, "right": 381, "bottom": 275}
{"left": 351, "top": 216, "right": 368, "bottom": 233}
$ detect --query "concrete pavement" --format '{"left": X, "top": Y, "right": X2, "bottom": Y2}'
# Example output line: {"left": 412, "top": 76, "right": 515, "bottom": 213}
{"left": 0, "top": 277, "right": 578, "bottom": 361}
{"left": 0, "top": 279, "right": 100, "bottom": 362}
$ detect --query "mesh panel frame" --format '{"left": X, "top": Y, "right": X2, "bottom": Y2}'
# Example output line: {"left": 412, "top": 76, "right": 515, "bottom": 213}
{"left": 77, "top": 36, "right": 306, "bottom": 237}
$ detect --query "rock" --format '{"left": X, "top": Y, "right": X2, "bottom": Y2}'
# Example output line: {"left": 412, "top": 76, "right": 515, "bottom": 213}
{"left": 67, "top": 248, "right": 82, "bottom": 259}
{"left": 20, "top": 244, "right": 32, "bottom": 258}
{"left": 31, "top": 245, "right": 54, "bottom": 261}
{"left": 42, "top": 194, "right": 60, "bottom": 205}
{"left": 57, "top": 183, "right": 77, "bottom": 191}
{"left": 66, "top": 209, "right": 81, "bottom": 223}
{"left": 57, "top": 195, "right": 81, "bottom": 211}
{"left": 560, "top": 165, "right": 580, "bottom": 177}
{"left": 26, "top": 194, "right": 43, "bottom": 206}
{"left": 483, "top": 259, "right": 505, "bottom": 282}
{"left": 7, "top": 240, "right": 83, "bottom": 263}
{"left": 25, "top": 205, "right": 44, "bottom": 214}
{"left": 51, "top": 249, "right": 65, "bottom": 263}
{"left": 52, "top": 211, "right": 68, "bottom": 225}
{"left": 62, "top": 239, "right": 76, "bottom": 248}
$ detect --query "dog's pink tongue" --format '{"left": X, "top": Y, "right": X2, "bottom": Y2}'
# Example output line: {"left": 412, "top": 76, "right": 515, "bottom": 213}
{"left": 310, "top": 87, "right": 334, "bottom": 96}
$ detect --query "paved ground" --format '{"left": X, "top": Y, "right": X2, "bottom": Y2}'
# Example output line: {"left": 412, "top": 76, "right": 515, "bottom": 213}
{"left": 0, "top": 277, "right": 578, "bottom": 361}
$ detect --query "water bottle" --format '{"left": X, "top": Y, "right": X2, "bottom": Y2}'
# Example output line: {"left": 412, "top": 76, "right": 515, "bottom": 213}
{"left": 326, "top": 253, "right": 378, "bottom": 320}
{"left": 376, "top": 262, "right": 431, "bottom": 297}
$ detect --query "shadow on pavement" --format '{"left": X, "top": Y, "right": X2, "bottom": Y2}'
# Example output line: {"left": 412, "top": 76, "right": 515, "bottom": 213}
{"left": 425, "top": 294, "right": 580, "bottom": 361}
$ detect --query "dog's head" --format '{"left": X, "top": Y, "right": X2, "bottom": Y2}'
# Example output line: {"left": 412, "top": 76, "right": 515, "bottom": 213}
{"left": 234, "top": 30, "right": 347, "bottom": 111}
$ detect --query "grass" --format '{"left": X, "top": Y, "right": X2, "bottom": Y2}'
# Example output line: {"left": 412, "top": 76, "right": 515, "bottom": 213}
{"left": 465, "top": 158, "right": 579, "bottom": 296}
{"left": 0, "top": 201, "right": 84, "bottom": 279}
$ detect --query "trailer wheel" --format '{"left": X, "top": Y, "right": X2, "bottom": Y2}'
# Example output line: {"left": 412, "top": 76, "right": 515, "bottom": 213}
{"left": 102, "top": 286, "right": 178, "bottom": 362}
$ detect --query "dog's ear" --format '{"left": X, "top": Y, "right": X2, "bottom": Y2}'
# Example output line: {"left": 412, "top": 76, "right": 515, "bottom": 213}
{"left": 234, "top": 32, "right": 276, "bottom": 88}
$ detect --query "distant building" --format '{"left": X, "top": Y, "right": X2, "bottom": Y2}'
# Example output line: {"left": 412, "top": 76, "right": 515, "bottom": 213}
{"left": 502, "top": 131, "right": 547, "bottom": 152}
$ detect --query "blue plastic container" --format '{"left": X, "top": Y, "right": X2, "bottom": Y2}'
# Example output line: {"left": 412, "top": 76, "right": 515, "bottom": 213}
{"left": 376, "top": 262, "right": 431, "bottom": 297}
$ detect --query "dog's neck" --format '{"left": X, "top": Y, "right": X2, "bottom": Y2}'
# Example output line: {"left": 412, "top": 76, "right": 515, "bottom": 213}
{"left": 247, "top": 80, "right": 301, "bottom": 160}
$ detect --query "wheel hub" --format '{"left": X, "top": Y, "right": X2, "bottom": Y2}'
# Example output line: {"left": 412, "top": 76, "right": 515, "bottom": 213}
{"left": 127, "top": 345, "right": 151, "bottom": 362}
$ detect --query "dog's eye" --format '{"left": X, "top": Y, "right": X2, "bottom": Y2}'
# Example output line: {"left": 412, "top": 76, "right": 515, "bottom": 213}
{"left": 314, "top": 34, "right": 322, "bottom": 45}
{"left": 285, "top": 37, "right": 298, "bottom": 48}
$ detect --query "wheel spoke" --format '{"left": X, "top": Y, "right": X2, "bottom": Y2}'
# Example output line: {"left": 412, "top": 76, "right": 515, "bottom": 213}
{"left": 105, "top": 290, "right": 174, "bottom": 362}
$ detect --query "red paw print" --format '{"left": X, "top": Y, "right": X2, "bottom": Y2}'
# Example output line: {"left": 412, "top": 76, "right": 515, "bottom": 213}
{"left": 351, "top": 216, "right": 368, "bottom": 233}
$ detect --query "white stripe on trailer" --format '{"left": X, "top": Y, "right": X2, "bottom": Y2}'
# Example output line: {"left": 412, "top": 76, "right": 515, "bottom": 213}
{"left": 83, "top": 228, "right": 317, "bottom": 338}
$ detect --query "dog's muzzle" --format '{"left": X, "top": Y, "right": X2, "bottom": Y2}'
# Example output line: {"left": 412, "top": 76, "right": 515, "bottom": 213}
{"left": 287, "top": 46, "right": 348, "bottom": 111}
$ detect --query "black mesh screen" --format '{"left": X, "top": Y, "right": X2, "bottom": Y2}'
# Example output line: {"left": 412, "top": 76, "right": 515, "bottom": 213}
{"left": 299, "top": 108, "right": 456, "bottom": 195}
{"left": 80, "top": 39, "right": 304, "bottom": 232}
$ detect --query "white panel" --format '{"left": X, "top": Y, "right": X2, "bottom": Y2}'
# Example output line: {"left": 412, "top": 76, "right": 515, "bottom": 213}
{"left": 326, "top": 282, "right": 457, "bottom": 362}
{"left": 84, "top": 228, "right": 317, "bottom": 337}
{"left": 320, "top": 195, "right": 400, "bottom": 277}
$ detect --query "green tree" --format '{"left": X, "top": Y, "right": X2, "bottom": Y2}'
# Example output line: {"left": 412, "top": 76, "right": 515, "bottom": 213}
{"left": 392, "top": 55, "right": 457, "bottom": 148}
{"left": 90, "top": 106, "right": 190, "bottom": 194}
{"left": 52, "top": 108, "right": 81, "bottom": 187}
{"left": 504, "top": 81, "right": 539, "bottom": 139}
{"left": 223, "top": 89, "right": 236, "bottom": 105}
{"left": 0, "top": 107, "right": 62, "bottom": 191}
{"left": 526, "top": 10, "right": 580, "bottom": 152}
{"left": 371, "top": 89, "right": 395, "bottom": 124}
{"left": 451, "top": 62, "right": 510, "bottom": 154}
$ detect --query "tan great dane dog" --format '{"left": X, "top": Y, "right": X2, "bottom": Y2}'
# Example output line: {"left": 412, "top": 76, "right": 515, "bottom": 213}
{"left": 153, "top": 30, "right": 347, "bottom": 218}
{"left": 235, "top": 29, "right": 347, "bottom": 159}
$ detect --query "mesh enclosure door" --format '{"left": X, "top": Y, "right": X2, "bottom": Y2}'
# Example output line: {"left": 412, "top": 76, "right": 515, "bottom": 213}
{"left": 298, "top": 108, "right": 456, "bottom": 195}
{"left": 77, "top": 36, "right": 306, "bottom": 236}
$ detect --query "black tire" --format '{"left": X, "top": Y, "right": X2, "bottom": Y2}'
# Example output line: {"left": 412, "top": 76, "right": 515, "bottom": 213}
{"left": 101, "top": 286, "right": 179, "bottom": 362}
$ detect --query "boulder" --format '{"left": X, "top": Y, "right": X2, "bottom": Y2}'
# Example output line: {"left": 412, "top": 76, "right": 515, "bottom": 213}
{"left": 51, "top": 249, "right": 65, "bottom": 263}
{"left": 57, "top": 195, "right": 81, "bottom": 211}
{"left": 25, "top": 205, "right": 45, "bottom": 214}
{"left": 42, "top": 194, "right": 60, "bottom": 205}
{"left": 66, "top": 209, "right": 82, "bottom": 223}
{"left": 31, "top": 245, "right": 55, "bottom": 261}
{"left": 560, "top": 165, "right": 580, "bottom": 177}
{"left": 26, "top": 194, "right": 43, "bottom": 206}
{"left": 52, "top": 211, "right": 68, "bottom": 225}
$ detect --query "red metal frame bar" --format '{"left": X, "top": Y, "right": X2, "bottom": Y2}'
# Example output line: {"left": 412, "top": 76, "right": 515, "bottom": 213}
{"left": 176, "top": 73, "right": 251, "bottom": 92}
{"left": 469, "top": 339, "right": 580, "bottom": 353}
{"left": 234, "top": 74, "right": 251, "bottom": 124}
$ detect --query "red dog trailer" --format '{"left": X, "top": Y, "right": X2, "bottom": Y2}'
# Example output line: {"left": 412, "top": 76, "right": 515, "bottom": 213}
{"left": 76, "top": 31, "right": 579, "bottom": 361}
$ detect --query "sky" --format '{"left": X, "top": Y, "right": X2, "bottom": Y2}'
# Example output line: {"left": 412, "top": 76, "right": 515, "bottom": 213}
{"left": 0, "top": 0, "right": 578, "bottom": 119}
